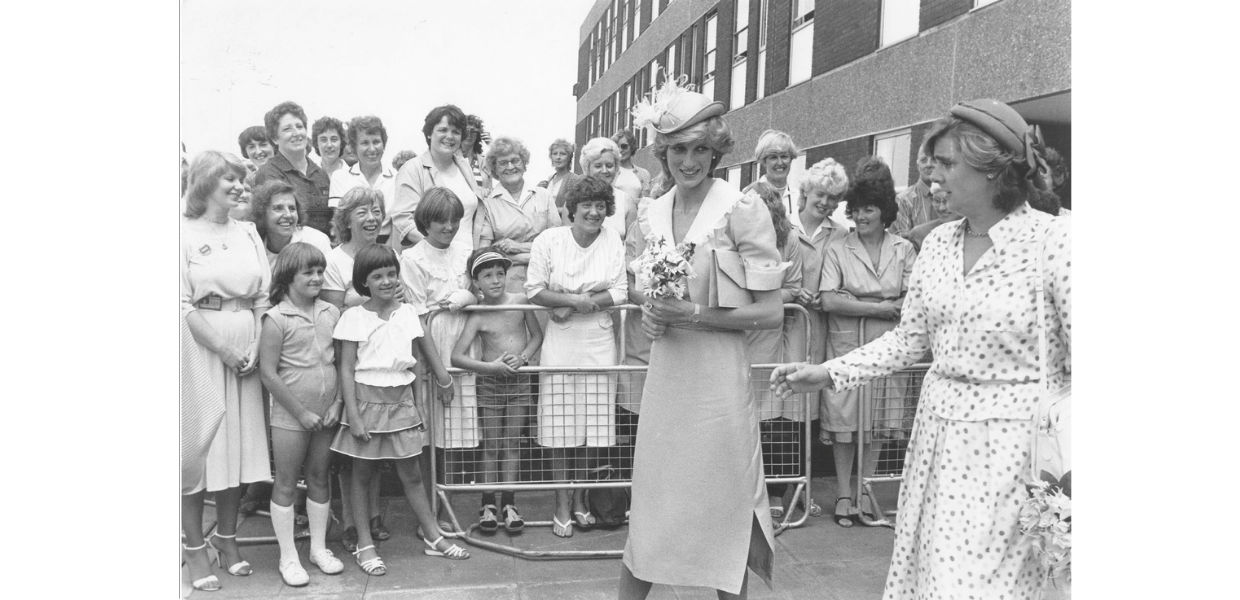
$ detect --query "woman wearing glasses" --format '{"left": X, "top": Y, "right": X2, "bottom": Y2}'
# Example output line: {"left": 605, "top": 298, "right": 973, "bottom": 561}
{"left": 476, "top": 136, "right": 562, "bottom": 292}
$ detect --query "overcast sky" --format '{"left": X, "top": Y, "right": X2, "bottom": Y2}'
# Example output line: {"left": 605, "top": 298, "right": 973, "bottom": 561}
{"left": 180, "top": 0, "right": 592, "bottom": 178}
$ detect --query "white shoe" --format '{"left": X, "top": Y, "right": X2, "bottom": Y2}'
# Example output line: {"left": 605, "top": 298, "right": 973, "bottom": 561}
{"left": 309, "top": 548, "right": 344, "bottom": 574}
{"left": 278, "top": 560, "right": 309, "bottom": 587}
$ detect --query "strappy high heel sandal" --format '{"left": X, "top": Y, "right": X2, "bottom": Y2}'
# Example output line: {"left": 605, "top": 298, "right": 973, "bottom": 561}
{"left": 183, "top": 542, "right": 221, "bottom": 592}
{"left": 207, "top": 532, "right": 252, "bottom": 576}
{"left": 422, "top": 536, "right": 470, "bottom": 560}
{"left": 353, "top": 544, "right": 386, "bottom": 576}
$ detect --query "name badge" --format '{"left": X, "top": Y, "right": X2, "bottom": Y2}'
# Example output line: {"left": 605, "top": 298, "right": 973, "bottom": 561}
{"left": 199, "top": 244, "right": 212, "bottom": 256}
{"left": 196, "top": 295, "right": 222, "bottom": 310}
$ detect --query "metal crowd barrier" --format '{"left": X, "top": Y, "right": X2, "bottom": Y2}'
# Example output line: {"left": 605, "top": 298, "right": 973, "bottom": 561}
{"left": 424, "top": 303, "right": 815, "bottom": 559}
{"left": 851, "top": 317, "right": 931, "bottom": 528}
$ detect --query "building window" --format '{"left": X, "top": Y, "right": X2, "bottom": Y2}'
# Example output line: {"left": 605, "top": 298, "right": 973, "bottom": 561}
{"left": 874, "top": 129, "right": 912, "bottom": 191}
{"left": 789, "top": 0, "right": 813, "bottom": 87}
{"left": 974, "top": 0, "right": 1001, "bottom": 7}
{"left": 666, "top": 41, "right": 677, "bottom": 78}
{"left": 703, "top": 13, "right": 718, "bottom": 99}
{"left": 726, "top": 165, "right": 742, "bottom": 189}
{"left": 620, "top": 0, "right": 630, "bottom": 54}
{"left": 636, "top": 0, "right": 646, "bottom": 35}
{"left": 880, "top": 0, "right": 919, "bottom": 48}
{"left": 686, "top": 23, "right": 699, "bottom": 84}
{"left": 756, "top": 0, "right": 768, "bottom": 100}
{"left": 731, "top": 0, "right": 749, "bottom": 109}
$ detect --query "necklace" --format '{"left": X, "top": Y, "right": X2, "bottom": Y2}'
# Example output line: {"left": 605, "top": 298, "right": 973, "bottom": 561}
{"left": 963, "top": 220, "right": 990, "bottom": 238}
{"left": 208, "top": 219, "right": 231, "bottom": 250}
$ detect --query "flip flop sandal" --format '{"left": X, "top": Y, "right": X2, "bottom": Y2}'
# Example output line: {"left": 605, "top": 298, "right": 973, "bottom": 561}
{"left": 551, "top": 515, "right": 574, "bottom": 538}
{"left": 834, "top": 497, "right": 855, "bottom": 528}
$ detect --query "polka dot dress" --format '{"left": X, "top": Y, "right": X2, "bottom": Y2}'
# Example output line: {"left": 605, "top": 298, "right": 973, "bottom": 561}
{"left": 823, "top": 205, "right": 1071, "bottom": 599}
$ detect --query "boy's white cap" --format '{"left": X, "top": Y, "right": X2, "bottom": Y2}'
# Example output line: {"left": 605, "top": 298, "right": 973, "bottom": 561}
{"left": 470, "top": 251, "right": 513, "bottom": 278}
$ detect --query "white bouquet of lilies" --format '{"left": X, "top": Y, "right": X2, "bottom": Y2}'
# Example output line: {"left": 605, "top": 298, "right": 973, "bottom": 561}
{"left": 635, "top": 235, "right": 696, "bottom": 300}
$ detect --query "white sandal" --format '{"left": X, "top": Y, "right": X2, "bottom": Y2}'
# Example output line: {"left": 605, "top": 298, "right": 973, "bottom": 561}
{"left": 422, "top": 535, "right": 470, "bottom": 560}
{"left": 309, "top": 548, "right": 344, "bottom": 574}
{"left": 278, "top": 560, "right": 309, "bottom": 587}
{"left": 183, "top": 542, "right": 221, "bottom": 592}
{"left": 353, "top": 544, "right": 386, "bottom": 576}
{"left": 207, "top": 532, "right": 251, "bottom": 576}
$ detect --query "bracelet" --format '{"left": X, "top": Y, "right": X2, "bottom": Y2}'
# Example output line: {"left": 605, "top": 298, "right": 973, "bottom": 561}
{"left": 435, "top": 377, "right": 453, "bottom": 388}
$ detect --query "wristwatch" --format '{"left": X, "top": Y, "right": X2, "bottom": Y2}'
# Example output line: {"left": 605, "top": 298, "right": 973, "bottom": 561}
{"left": 690, "top": 303, "right": 701, "bottom": 324}
{"left": 518, "top": 353, "right": 529, "bottom": 366}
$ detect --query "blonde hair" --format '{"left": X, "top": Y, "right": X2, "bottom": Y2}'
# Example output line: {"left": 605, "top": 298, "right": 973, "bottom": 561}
{"left": 752, "top": 129, "right": 800, "bottom": 162}
{"left": 183, "top": 151, "right": 248, "bottom": 218}
{"left": 799, "top": 157, "right": 849, "bottom": 198}
{"left": 579, "top": 137, "right": 621, "bottom": 172}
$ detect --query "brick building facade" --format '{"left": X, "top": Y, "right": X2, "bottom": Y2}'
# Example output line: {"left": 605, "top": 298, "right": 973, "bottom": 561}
{"left": 574, "top": 0, "right": 1070, "bottom": 194}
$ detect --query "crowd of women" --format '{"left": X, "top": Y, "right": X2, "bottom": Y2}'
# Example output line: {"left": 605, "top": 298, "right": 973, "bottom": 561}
{"left": 181, "top": 83, "right": 1070, "bottom": 600}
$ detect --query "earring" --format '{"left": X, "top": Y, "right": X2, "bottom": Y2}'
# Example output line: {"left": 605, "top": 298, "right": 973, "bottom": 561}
{"left": 986, "top": 173, "right": 996, "bottom": 180}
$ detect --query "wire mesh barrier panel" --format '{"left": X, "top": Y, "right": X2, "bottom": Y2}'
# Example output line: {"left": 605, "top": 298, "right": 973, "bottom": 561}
{"left": 858, "top": 363, "right": 929, "bottom": 528}
{"left": 425, "top": 304, "right": 813, "bottom": 558}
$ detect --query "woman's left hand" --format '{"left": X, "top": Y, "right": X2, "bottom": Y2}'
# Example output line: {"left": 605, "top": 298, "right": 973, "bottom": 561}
{"left": 238, "top": 344, "right": 259, "bottom": 376}
{"left": 494, "top": 239, "right": 515, "bottom": 253}
{"left": 643, "top": 297, "right": 693, "bottom": 326}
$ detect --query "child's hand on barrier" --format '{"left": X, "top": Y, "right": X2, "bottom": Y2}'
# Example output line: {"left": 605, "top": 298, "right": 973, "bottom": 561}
{"left": 499, "top": 352, "right": 524, "bottom": 371}
{"left": 436, "top": 377, "right": 455, "bottom": 405}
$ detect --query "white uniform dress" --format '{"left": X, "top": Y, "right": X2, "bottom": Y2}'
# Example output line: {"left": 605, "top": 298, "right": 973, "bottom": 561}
{"left": 525, "top": 226, "right": 627, "bottom": 448}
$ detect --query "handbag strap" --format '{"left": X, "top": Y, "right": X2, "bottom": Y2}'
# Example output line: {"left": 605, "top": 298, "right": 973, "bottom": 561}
{"left": 1031, "top": 224, "right": 1052, "bottom": 482}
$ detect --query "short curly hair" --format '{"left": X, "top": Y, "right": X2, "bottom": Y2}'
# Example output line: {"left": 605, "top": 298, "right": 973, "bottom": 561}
{"left": 184, "top": 151, "right": 248, "bottom": 219}
{"left": 349, "top": 115, "right": 389, "bottom": 150}
{"left": 563, "top": 176, "right": 616, "bottom": 222}
{"left": 414, "top": 187, "right": 465, "bottom": 236}
{"left": 485, "top": 136, "right": 531, "bottom": 176}
{"left": 311, "top": 116, "right": 345, "bottom": 157}
{"left": 651, "top": 117, "right": 734, "bottom": 184}
{"left": 752, "top": 129, "right": 800, "bottom": 162}
{"left": 237, "top": 126, "right": 271, "bottom": 159}
{"left": 333, "top": 187, "right": 386, "bottom": 243}
{"left": 799, "top": 157, "right": 849, "bottom": 198}
{"left": 422, "top": 105, "right": 468, "bottom": 147}
{"left": 844, "top": 157, "right": 899, "bottom": 228}
{"left": 923, "top": 116, "right": 1038, "bottom": 213}
{"left": 549, "top": 138, "right": 575, "bottom": 157}
{"left": 611, "top": 129, "right": 638, "bottom": 151}
{"left": 264, "top": 101, "right": 309, "bottom": 147}
{"left": 248, "top": 179, "right": 305, "bottom": 241}
{"left": 391, "top": 149, "right": 416, "bottom": 171}
{"left": 579, "top": 137, "right": 621, "bottom": 173}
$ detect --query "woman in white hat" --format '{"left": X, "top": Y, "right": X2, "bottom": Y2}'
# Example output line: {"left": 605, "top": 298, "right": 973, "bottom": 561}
{"left": 621, "top": 76, "right": 786, "bottom": 599}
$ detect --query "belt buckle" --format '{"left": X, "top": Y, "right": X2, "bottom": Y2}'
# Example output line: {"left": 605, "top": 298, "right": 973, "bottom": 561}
{"left": 196, "top": 294, "right": 222, "bottom": 310}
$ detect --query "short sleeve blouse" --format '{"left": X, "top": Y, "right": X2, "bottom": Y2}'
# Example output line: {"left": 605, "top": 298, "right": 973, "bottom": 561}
{"left": 333, "top": 303, "right": 423, "bottom": 387}
{"left": 181, "top": 217, "right": 271, "bottom": 316}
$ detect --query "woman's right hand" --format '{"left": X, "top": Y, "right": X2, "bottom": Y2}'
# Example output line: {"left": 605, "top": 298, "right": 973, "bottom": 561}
{"left": 549, "top": 306, "right": 574, "bottom": 322}
{"left": 770, "top": 363, "right": 834, "bottom": 399}
{"left": 217, "top": 344, "right": 248, "bottom": 371}
{"left": 872, "top": 301, "right": 901, "bottom": 321}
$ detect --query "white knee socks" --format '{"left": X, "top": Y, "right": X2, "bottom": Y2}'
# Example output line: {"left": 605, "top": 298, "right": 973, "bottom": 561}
{"left": 269, "top": 501, "right": 299, "bottom": 566}
{"left": 306, "top": 498, "right": 331, "bottom": 555}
